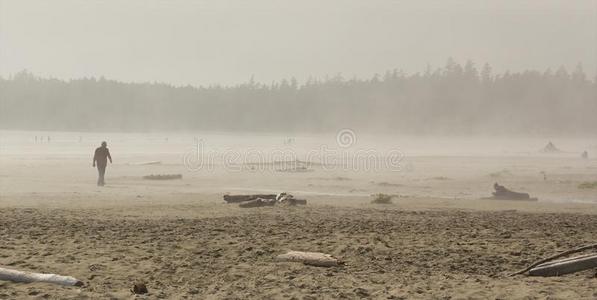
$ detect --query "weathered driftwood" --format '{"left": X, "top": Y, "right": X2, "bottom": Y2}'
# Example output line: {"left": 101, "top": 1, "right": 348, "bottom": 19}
{"left": 131, "top": 161, "right": 162, "bottom": 165}
{"left": 227, "top": 193, "right": 307, "bottom": 207}
{"left": 237, "top": 198, "right": 307, "bottom": 208}
{"left": 286, "top": 198, "right": 307, "bottom": 205}
{"left": 276, "top": 193, "right": 307, "bottom": 206}
{"left": 238, "top": 198, "right": 277, "bottom": 208}
{"left": 143, "top": 174, "right": 182, "bottom": 180}
{"left": 224, "top": 194, "right": 277, "bottom": 203}
{"left": 276, "top": 251, "right": 340, "bottom": 267}
{"left": 528, "top": 253, "right": 597, "bottom": 276}
{"left": 491, "top": 183, "right": 537, "bottom": 201}
{"left": 0, "top": 267, "right": 83, "bottom": 286}
{"left": 510, "top": 243, "right": 597, "bottom": 276}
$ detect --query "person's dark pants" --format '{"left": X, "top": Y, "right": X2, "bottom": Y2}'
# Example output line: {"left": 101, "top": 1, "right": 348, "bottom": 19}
{"left": 97, "top": 164, "right": 107, "bottom": 186}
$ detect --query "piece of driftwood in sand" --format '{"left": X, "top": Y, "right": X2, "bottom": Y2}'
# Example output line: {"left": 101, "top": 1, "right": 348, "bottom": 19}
{"left": 131, "top": 161, "right": 162, "bottom": 165}
{"left": 0, "top": 267, "right": 83, "bottom": 286}
{"left": 276, "top": 251, "right": 341, "bottom": 267}
{"left": 276, "top": 193, "right": 307, "bottom": 206}
{"left": 238, "top": 198, "right": 277, "bottom": 208}
{"left": 227, "top": 193, "right": 307, "bottom": 207}
{"left": 142, "top": 174, "right": 182, "bottom": 180}
{"left": 491, "top": 183, "right": 537, "bottom": 201}
{"left": 285, "top": 198, "right": 307, "bottom": 205}
{"left": 528, "top": 253, "right": 597, "bottom": 276}
{"left": 223, "top": 194, "right": 277, "bottom": 203}
{"left": 510, "top": 243, "right": 597, "bottom": 276}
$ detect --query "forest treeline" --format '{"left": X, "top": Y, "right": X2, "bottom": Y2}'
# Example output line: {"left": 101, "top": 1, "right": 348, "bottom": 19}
{"left": 1, "top": 60, "right": 595, "bottom": 134}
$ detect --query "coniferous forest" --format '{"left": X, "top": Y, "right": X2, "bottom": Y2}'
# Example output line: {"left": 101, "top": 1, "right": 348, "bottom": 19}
{"left": 1, "top": 60, "right": 595, "bottom": 134}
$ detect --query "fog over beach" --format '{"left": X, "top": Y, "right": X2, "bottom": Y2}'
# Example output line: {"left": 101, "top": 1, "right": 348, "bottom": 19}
{"left": 0, "top": 1, "right": 596, "bottom": 299}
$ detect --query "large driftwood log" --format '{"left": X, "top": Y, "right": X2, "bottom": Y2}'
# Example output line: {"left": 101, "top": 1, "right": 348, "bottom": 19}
{"left": 285, "top": 198, "right": 307, "bottom": 206}
{"left": 277, "top": 193, "right": 307, "bottom": 206}
{"left": 492, "top": 183, "right": 537, "bottom": 201}
{"left": 224, "top": 194, "right": 277, "bottom": 203}
{"left": 238, "top": 198, "right": 307, "bottom": 208}
{"left": 0, "top": 267, "right": 83, "bottom": 286}
{"left": 510, "top": 243, "right": 597, "bottom": 276}
{"left": 528, "top": 253, "right": 597, "bottom": 276}
{"left": 226, "top": 193, "right": 307, "bottom": 207}
{"left": 238, "top": 198, "right": 277, "bottom": 208}
{"left": 276, "top": 251, "right": 340, "bottom": 267}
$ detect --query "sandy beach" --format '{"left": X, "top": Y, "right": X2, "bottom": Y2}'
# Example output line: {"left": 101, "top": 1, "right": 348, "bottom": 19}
{"left": 1, "top": 132, "right": 596, "bottom": 299}
{"left": 2, "top": 1, "right": 596, "bottom": 298}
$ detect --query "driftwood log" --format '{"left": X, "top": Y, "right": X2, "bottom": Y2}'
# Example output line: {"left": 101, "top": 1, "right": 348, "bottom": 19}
{"left": 528, "top": 253, "right": 597, "bottom": 276}
{"left": 276, "top": 193, "right": 307, "bottom": 206}
{"left": 0, "top": 267, "right": 83, "bottom": 286}
{"left": 238, "top": 198, "right": 277, "bottom": 208}
{"left": 285, "top": 199, "right": 307, "bottom": 205}
{"left": 143, "top": 174, "right": 182, "bottom": 180}
{"left": 276, "top": 251, "right": 341, "bottom": 267}
{"left": 491, "top": 183, "right": 537, "bottom": 201}
{"left": 224, "top": 194, "right": 277, "bottom": 203}
{"left": 224, "top": 193, "right": 307, "bottom": 207}
{"left": 237, "top": 198, "right": 307, "bottom": 208}
{"left": 510, "top": 243, "right": 597, "bottom": 276}
{"left": 134, "top": 161, "right": 162, "bottom": 165}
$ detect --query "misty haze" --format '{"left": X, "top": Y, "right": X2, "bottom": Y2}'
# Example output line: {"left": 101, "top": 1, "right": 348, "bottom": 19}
{"left": 0, "top": 1, "right": 596, "bottom": 299}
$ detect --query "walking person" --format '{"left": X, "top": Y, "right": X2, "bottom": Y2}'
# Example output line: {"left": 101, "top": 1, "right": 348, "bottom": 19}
{"left": 93, "top": 141, "right": 112, "bottom": 186}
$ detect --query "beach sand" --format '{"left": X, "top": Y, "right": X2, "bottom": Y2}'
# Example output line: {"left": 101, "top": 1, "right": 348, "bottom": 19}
{"left": 1, "top": 132, "right": 596, "bottom": 299}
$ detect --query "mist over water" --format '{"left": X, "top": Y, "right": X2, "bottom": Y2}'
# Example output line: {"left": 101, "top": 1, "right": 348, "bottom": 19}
{"left": 1, "top": 130, "right": 595, "bottom": 158}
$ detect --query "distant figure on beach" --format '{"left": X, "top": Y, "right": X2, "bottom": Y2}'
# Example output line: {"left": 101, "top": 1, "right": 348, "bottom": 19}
{"left": 93, "top": 141, "right": 112, "bottom": 186}
{"left": 581, "top": 151, "right": 588, "bottom": 159}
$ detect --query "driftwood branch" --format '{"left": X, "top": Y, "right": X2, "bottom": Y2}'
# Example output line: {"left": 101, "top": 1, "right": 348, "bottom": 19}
{"left": 276, "top": 251, "right": 341, "bottom": 267}
{"left": 128, "top": 161, "right": 161, "bottom": 166}
{"left": 492, "top": 182, "right": 537, "bottom": 201}
{"left": 510, "top": 243, "right": 597, "bottom": 276}
{"left": 143, "top": 174, "right": 182, "bottom": 180}
{"left": 239, "top": 198, "right": 277, "bottom": 208}
{"left": 224, "top": 194, "right": 276, "bottom": 203}
{"left": 0, "top": 267, "right": 83, "bottom": 286}
{"left": 224, "top": 193, "right": 307, "bottom": 207}
{"left": 528, "top": 253, "right": 597, "bottom": 276}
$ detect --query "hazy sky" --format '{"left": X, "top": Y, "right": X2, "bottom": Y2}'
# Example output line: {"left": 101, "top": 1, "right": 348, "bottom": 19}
{"left": 1, "top": 0, "right": 596, "bottom": 86}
